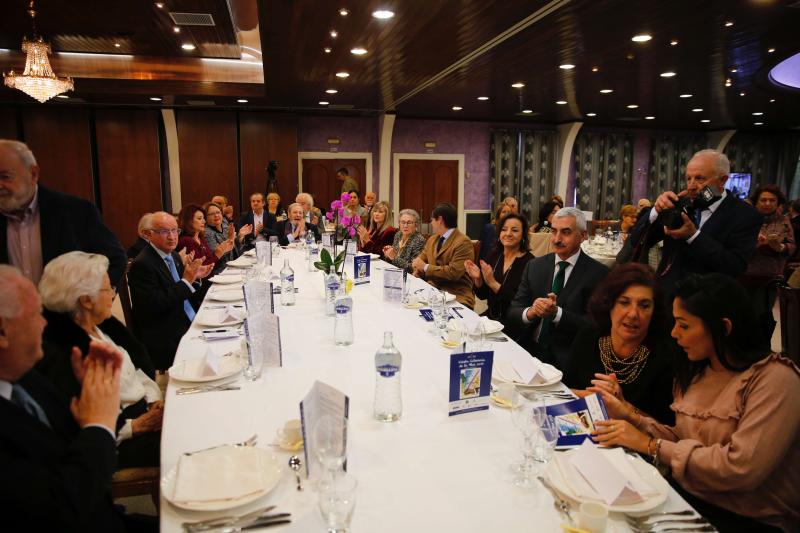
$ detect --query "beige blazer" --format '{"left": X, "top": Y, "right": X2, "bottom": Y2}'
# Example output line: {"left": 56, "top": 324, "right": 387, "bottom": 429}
{"left": 417, "top": 228, "right": 475, "bottom": 308}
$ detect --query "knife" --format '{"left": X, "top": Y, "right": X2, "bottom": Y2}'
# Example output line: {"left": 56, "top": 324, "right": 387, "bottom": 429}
{"left": 183, "top": 506, "right": 276, "bottom": 532}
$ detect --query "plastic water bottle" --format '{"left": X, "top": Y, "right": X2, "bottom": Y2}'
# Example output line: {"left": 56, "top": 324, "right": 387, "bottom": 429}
{"left": 333, "top": 294, "right": 353, "bottom": 345}
{"left": 374, "top": 331, "right": 402, "bottom": 422}
{"left": 325, "top": 273, "right": 341, "bottom": 316}
{"left": 307, "top": 232, "right": 318, "bottom": 272}
{"left": 280, "top": 259, "right": 295, "bottom": 306}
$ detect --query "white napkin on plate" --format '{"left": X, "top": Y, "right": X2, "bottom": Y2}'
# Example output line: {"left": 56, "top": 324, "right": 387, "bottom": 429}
{"left": 554, "top": 440, "right": 658, "bottom": 505}
{"left": 172, "top": 445, "right": 266, "bottom": 503}
{"left": 200, "top": 346, "right": 221, "bottom": 377}
{"left": 217, "top": 305, "right": 244, "bottom": 324}
{"left": 495, "top": 353, "right": 560, "bottom": 385}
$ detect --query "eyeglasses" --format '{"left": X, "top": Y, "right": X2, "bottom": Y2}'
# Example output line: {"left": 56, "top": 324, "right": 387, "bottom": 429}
{"left": 399, "top": 220, "right": 416, "bottom": 226}
{"left": 100, "top": 286, "right": 118, "bottom": 300}
{"left": 150, "top": 228, "right": 179, "bottom": 236}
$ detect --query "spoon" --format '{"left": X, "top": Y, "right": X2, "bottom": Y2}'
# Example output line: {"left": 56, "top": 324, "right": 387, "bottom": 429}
{"left": 288, "top": 455, "right": 303, "bottom": 491}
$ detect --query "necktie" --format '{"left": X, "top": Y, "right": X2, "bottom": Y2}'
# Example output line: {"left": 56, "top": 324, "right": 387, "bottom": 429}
{"left": 11, "top": 384, "right": 51, "bottom": 428}
{"left": 436, "top": 236, "right": 445, "bottom": 253}
{"left": 693, "top": 209, "right": 703, "bottom": 228}
{"left": 538, "top": 261, "right": 570, "bottom": 349}
{"left": 164, "top": 254, "right": 196, "bottom": 322}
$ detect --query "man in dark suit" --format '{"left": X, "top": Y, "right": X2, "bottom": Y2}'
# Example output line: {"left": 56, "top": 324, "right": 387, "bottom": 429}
{"left": 628, "top": 149, "right": 761, "bottom": 291}
{"left": 276, "top": 203, "right": 321, "bottom": 246}
{"left": 0, "top": 140, "right": 127, "bottom": 286}
{"left": 238, "top": 192, "right": 277, "bottom": 250}
{"left": 128, "top": 211, "right": 212, "bottom": 370}
{"left": 508, "top": 207, "right": 609, "bottom": 368}
{"left": 126, "top": 213, "right": 152, "bottom": 259}
{"left": 0, "top": 265, "right": 127, "bottom": 532}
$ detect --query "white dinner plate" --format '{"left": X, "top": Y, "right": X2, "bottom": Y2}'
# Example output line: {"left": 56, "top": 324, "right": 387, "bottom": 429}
{"left": 226, "top": 256, "right": 256, "bottom": 268}
{"left": 243, "top": 249, "right": 256, "bottom": 257}
{"left": 416, "top": 291, "right": 457, "bottom": 304}
{"left": 492, "top": 360, "right": 563, "bottom": 388}
{"left": 194, "top": 309, "right": 245, "bottom": 327}
{"left": 168, "top": 354, "right": 245, "bottom": 383}
{"left": 161, "top": 447, "right": 282, "bottom": 511}
{"left": 210, "top": 274, "right": 244, "bottom": 284}
{"left": 545, "top": 450, "right": 670, "bottom": 514}
{"left": 207, "top": 289, "right": 244, "bottom": 302}
{"left": 447, "top": 318, "right": 504, "bottom": 335}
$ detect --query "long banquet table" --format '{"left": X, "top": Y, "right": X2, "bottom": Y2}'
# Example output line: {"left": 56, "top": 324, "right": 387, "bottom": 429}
{"left": 160, "top": 248, "right": 695, "bottom": 532}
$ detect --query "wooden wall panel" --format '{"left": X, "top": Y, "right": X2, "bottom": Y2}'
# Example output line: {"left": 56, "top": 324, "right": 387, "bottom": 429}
{"left": 21, "top": 107, "right": 94, "bottom": 201}
{"left": 0, "top": 107, "right": 18, "bottom": 139}
{"left": 239, "top": 112, "right": 298, "bottom": 213}
{"left": 176, "top": 110, "right": 238, "bottom": 212}
{"left": 95, "top": 109, "right": 163, "bottom": 247}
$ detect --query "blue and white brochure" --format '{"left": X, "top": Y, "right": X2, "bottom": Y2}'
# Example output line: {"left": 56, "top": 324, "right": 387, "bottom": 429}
{"left": 547, "top": 393, "right": 609, "bottom": 448}
{"left": 353, "top": 255, "right": 370, "bottom": 285}
{"left": 448, "top": 350, "right": 494, "bottom": 416}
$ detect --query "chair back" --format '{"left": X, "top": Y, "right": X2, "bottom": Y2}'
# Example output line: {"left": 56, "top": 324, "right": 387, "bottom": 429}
{"left": 779, "top": 285, "right": 800, "bottom": 364}
{"left": 119, "top": 259, "right": 135, "bottom": 333}
{"left": 112, "top": 467, "right": 160, "bottom": 508}
{"left": 471, "top": 240, "right": 480, "bottom": 262}
{"left": 529, "top": 232, "right": 554, "bottom": 257}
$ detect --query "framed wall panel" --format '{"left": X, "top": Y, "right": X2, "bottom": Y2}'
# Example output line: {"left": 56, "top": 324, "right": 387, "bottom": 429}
{"left": 0, "top": 107, "right": 18, "bottom": 139}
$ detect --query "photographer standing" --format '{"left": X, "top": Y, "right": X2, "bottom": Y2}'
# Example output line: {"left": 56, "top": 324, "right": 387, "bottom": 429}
{"left": 628, "top": 149, "right": 761, "bottom": 292}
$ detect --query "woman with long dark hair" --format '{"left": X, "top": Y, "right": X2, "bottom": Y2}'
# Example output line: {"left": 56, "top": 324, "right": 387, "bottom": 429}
{"left": 592, "top": 273, "right": 799, "bottom": 532}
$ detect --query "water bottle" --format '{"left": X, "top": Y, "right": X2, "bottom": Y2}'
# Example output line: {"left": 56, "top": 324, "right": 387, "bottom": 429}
{"left": 280, "top": 259, "right": 295, "bottom": 306}
{"left": 374, "top": 331, "right": 402, "bottom": 422}
{"left": 306, "top": 232, "right": 318, "bottom": 272}
{"left": 325, "top": 272, "right": 341, "bottom": 316}
{"left": 333, "top": 294, "right": 353, "bottom": 345}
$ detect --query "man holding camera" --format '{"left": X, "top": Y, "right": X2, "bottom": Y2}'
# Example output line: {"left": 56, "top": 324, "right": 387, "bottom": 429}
{"left": 628, "top": 149, "right": 760, "bottom": 291}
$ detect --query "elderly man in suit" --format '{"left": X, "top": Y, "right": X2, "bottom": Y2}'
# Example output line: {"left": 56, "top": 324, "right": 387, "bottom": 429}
{"left": 0, "top": 139, "right": 127, "bottom": 286}
{"left": 296, "top": 192, "right": 325, "bottom": 233}
{"left": 628, "top": 149, "right": 761, "bottom": 292}
{"left": 128, "top": 211, "right": 212, "bottom": 370}
{"left": 508, "top": 207, "right": 609, "bottom": 368}
{"left": 238, "top": 192, "right": 278, "bottom": 250}
{"left": 0, "top": 265, "right": 129, "bottom": 531}
{"left": 411, "top": 202, "right": 475, "bottom": 308}
{"left": 276, "top": 203, "right": 321, "bottom": 246}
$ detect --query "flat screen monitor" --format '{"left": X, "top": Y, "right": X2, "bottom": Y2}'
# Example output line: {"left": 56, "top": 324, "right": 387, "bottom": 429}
{"left": 726, "top": 173, "right": 752, "bottom": 200}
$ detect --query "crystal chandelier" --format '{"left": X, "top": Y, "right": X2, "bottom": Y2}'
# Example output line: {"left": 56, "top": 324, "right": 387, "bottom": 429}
{"left": 3, "top": 1, "right": 73, "bottom": 103}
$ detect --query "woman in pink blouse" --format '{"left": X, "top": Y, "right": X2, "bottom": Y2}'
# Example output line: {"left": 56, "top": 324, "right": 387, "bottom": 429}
{"left": 591, "top": 274, "right": 799, "bottom": 532}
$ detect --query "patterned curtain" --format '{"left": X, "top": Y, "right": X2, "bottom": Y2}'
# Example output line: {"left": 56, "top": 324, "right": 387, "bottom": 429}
{"left": 573, "top": 132, "right": 633, "bottom": 220}
{"left": 490, "top": 129, "right": 556, "bottom": 224}
{"left": 648, "top": 134, "right": 706, "bottom": 199}
{"left": 725, "top": 134, "right": 777, "bottom": 190}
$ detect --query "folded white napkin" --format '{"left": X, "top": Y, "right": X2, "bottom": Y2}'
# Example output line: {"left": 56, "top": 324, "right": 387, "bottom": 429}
{"left": 495, "top": 354, "right": 560, "bottom": 385}
{"left": 172, "top": 445, "right": 267, "bottom": 503}
{"left": 200, "top": 346, "right": 221, "bottom": 377}
{"left": 217, "top": 305, "right": 245, "bottom": 324}
{"left": 554, "top": 441, "right": 658, "bottom": 505}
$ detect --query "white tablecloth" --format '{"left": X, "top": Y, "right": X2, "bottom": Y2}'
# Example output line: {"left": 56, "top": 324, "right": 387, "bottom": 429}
{"left": 160, "top": 249, "right": 692, "bottom": 532}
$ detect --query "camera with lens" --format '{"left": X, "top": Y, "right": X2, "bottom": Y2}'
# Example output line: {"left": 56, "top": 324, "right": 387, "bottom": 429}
{"left": 658, "top": 186, "right": 721, "bottom": 230}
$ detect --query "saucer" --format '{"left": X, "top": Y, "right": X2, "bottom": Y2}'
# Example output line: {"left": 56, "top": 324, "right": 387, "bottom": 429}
{"left": 271, "top": 437, "right": 304, "bottom": 452}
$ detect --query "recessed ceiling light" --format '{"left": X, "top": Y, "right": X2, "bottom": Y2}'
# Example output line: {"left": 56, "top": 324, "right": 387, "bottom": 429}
{"left": 56, "top": 94, "right": 69, "bottom": 99}
{"left": 477, "top": 96, "right": 489, "bottom": 101}
{"left": 336, "top": 72, "right": 350, "bottom": 78}
{"left": 730, "top": 68, "right": 738, "bottom": 73}
{"left": 522, "top": 109, "right": 533, "bottom": 114}
{"left": 319, "top": 101, "right": 329, "bottom": 105}
{"left": 660, "top": 71, "right": 677, "bottom": 78}
{"left": 754, "top": 122, "right": 764, "bottom": 126}
{"left": 181, "top": 43, "right": 195, "bottom": 51}
{"left": 324, "top": 47, "right": 332, "bottom": 54}
{"left": 740, "top": 92, "right": 746, "bottom": 96}
{"left": 372, "top": 9, "right": 395, "bottom": 19}
{"left": 150, "top": 97, "right": 162, "bottom": 101}
{"left": 586, "top": 113, "right": 597, "bottom": 117}
{"left": 452, "top": 106, "right": 462, "bottom": 111}
{"left": 752, "top": 112, "right": 763, "bottom": 116}
{"left": 768, "top": 48, "right": 775, "bottom": 53}
{"left": 339, "top": 8, "right": 349, "bottom": 16}
{"left": 600, "top": 89, "right": 613, "bottom": 94}
{"left": 511, "top": 82, "right": 525, "bottom": 88}
{"left": 325, "top": 89, "right": 338, "bottom": 94}
{"left": 770, "top": 99, "right": 776, "bottom": 103}
{"left": 591, "top": 66, "right": 599, "bottom": 72}
{"left": 556, "top": 100, "right": 567, "bottom": 105}
{"left": 679, "top": 94, "right": 692, "bottom": 98}
{"left": 627, "top": 104, "right": 639, "bottom": 109}
{"left": 626, "top": 53, "right": 635, "bottom": 60}
{"left": 173, "top": 27, "right": 181, "bottom": 33}
{"left": 725, "top": 80, "right": 732, "bottom": 87}
{"left": 559, "top": 64, "right": 575, "bottom": 70}
{"left": 645, "top": 116, "right": 655, "bottom": 120}
{"left": 701, "top": 119, "right": 711, "bottom": 123}
{"left": 236, "top": 99, "right": 248, "bottom": 103}
{"left": 724, "top": 21, "right": 734, "bottom": 27}
{"left": 330, "top": 30, "right": 338, "bottom": 38}
{"left": 350, "top": 47, "right": 367, "bottom": 55}
{"left": 692, "top": 108, "right": 703, "bottom": 112}
{"left": 155, "top": 2, "right": 164, "bottom": 8}
{"left": 631, "top": 34, "right": 652, "bottom": 42}
{"left": 670, "top": 39, "right": 678, "bottom": 46}
{"left": 114, "top": 43, "right": 121, "bottom": 48}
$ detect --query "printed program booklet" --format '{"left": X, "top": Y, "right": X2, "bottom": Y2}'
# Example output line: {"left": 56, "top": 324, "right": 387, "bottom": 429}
{"left": 448, "top": 350, "right": 494, "bottom": 416}
{"left": 547, "top": 393, "right": 609, "bottom": 448}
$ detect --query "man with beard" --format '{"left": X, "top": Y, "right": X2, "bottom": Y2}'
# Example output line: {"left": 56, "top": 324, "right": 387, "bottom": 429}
{"left": 0, "top": 140, "right": 126, "bottom": 286}
{"left": 508, "top": 207, "right": 609, "bottom": 368}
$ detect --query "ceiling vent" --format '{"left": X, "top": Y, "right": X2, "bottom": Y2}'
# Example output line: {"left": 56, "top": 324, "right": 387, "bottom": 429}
{"left": 328, "top": 104, "right": 354, "bottom": 110}
{"left": 169, "top": 12, "right": 216, "bottom": 26}
{"left": 187, "top": 100, "right": 216, "bottom": 106}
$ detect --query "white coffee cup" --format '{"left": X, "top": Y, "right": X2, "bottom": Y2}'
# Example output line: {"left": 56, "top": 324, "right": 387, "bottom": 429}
{"left": 578, "top": 502, "right": 608, "bottom": 533}
{"left": 277, "top": 419, "right": 302, "bottom": 445}
{"left": 495, "top": 383, "right": 518, "bottom": 405}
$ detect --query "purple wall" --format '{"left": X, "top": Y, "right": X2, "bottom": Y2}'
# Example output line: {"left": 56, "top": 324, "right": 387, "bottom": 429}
{"left": 391, "top": 119, "right": 491, "bottom": 210}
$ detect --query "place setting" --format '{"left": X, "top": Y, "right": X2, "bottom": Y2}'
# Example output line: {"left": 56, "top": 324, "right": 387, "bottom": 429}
{"left": 169, "top": 345, "right": 246, "bottom": 391}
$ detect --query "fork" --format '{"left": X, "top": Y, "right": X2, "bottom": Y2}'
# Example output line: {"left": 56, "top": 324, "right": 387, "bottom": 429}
{"left": 176, "top": 384, "right": 241, "bottom": 395}
{"left": 182, "top": 505, "right": 276, "bottom": 532}
{"left": 183, "top": 434, "right": 258, "bottom": 456}
{"left": 627, "top": 517, "right": 709, "bottom": 529}
{"left": 537, "top": 476, "right": 573, "bottom": 522}
{"left": 629, "top": 524, "right": 715, "bottom": 533}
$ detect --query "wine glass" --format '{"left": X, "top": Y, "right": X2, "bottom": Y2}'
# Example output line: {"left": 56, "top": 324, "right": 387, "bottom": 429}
{"left": 535, "top": 415, "right": 559, "bottom": 465}
{"left": 510, "top": 397, "right": 539, "bottom": 488}
{"left": 312, "top": 415, "right": 349, "bottom": 484}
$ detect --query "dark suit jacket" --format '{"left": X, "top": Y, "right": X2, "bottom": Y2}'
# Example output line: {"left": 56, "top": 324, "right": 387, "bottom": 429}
{"left": 508, "top": 251, "right": 609, "bottom": 368}
{"left": 275, "top": 219, "right": 321, "bottom": 246}
{"left": 128, "top": 244, "right": 199, "bottom": 370}
{"left": 629, "top": 195, "right": 761, "bottom": 291}
{"left": 238, "top": 210, "right": 278, "bottom": 250}
{"left": 126, "top": 237, "right": 148, "bottom": 260}
{"left": 0, "top": 371, "right": 124, "bottom": 532}
{"left": 0, "top": 185, "right": 127, "bottom": 286}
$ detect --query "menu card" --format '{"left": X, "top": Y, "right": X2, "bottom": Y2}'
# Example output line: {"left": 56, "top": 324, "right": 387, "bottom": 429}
{"left": 243, "top": 279, "right": 272, "bottom": 314}
{"left": 353, "top": 255, "right": 370, "bottom": 285}
{"left": 383, "top": 268, "right": 403, "bottom": 301}
{"left": 299, "top": 381, "right": 349, "bottom": 478}
{"left": 546, "top": 393, "right": 609, "bottom": 448}
{"left": 255, "top": 241, "right": 272, "bottom": 266}
{"left": 263, "top": 312, "right": 282, "bottom": 367}
{"left": 448, "top": 350, "right": 494, "bottom": 416}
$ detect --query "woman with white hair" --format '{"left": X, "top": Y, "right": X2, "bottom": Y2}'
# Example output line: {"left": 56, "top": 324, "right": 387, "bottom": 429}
{"left": 38, "top": 251, "right": 163, "bottom": 468}
{"left": 383, "top": 208, "right": 426, "bottom": 271}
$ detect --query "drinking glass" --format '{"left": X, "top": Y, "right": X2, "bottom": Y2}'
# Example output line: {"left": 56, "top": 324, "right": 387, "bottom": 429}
{"left": 313, "top": 415, "right": 349, "bottom": 482}
{"left": 510, "top": 397, "right": 538, "bottom": 488}
{"left": 429, "top": 289, "right": 448, "bottom": 331}
{"left": 243, "top": 320, "right": 264, "bottom": 381}
{"left": 534, "top": 414, "right": 559, "bottom": 465}
{"left": 269, "top": 236, "right": 281, "bottom": 257}
{"left": 318, "top": 475, "right": 357, "bottom": 533}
